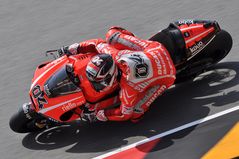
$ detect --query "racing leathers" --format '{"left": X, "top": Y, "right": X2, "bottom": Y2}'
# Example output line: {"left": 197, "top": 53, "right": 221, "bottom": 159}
{"left": 67, "top": 27, "right": 176, "bottom": 122}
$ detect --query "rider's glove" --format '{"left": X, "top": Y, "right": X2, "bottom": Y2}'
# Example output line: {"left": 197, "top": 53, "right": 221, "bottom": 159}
{"left": 82, "top": 111, "right": 97, "bottom": 123}
{"left": 81, "top": 105, "right": 97, "bottom": 123}
{"left": 57, "top": 43, "right": 80, "bottom": 57}
{"left": 57, "top": 46, "right": 72, "bottom": 57}
{"left": 96, "top": 110, "right": 108, "bottom": 122}
{"left": 81, "top": 110, "right": 97, "bottom": 123}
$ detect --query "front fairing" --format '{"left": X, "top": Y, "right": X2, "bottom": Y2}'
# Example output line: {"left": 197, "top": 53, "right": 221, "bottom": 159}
{"left": 29, "top": 56, "right": 86, "bottom": 122}
{"left": 44, "top": 65, "right": 81, "bottom": 98}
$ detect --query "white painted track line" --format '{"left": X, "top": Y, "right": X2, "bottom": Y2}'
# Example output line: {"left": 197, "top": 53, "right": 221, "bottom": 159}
{"left": 94, "top": 105, "right": 239, "bottom": 159}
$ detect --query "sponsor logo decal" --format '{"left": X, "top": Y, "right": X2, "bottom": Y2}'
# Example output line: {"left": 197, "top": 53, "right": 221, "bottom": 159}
{"left": 146, "top": 85, "right": 166, "bottom": 107}
{"left": 133, "top": 86, "right": 160, "bottom": 113}
{"left": 129, "top": 54, "right": 149, "bottom": 78}
{"left": 32, "top": 85, "right": 48, "bottom": 109}
{"left": 108, "top": 32, "right": 120, "bottom": 44}
{"left": 189, "top": 41, "right": 205, "bottom": 54}
{"left": 125, "top": 35, "right": 148, "bottom": 48}
{"left": 61, "top": 102, "right": 77, "bottom": 112}
{"left": 177, "top": 19, "right": 194, "bottom": 25}
{"left": 22, "top": 103, "right": 33, "bottom": 119}
{"left": 44, "top": 84, "right": 51, "bottom": 96}
{"left": 61, "top": 101, "right": 84, "bottom": 112}
{"left": 149, "top": 51, "right": 162, "bottom": 75}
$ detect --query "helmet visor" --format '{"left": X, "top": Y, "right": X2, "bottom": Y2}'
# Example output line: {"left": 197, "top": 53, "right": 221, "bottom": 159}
{"left": 89, "top": 74, "right": 113, "bottom": 92}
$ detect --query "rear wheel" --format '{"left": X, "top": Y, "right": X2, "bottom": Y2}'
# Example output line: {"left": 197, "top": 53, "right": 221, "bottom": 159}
{"left": 175, "top": 29, "right": 232, "bottom": 83}
{"left": 204, "top": 30, "right": 232, "bottom": 64}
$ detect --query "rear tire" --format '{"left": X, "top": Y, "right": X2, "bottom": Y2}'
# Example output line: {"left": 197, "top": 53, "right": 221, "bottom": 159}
{"left": 175, "top": 29, "right": 232, "bottom": 83}
{"left": 204, "top": 29, "right": 232, "bottom": 64}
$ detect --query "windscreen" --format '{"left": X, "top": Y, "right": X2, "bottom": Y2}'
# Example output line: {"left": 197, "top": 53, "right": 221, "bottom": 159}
{"left": 44, "top": 66, "right": 80, "bottom": 98}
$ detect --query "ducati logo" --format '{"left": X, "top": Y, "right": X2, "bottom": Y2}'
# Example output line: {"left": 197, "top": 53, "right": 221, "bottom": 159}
{"left": 129, "top": 54, "right": 149, "bottom": 78}
{"left": 135, "top": 63, "right": 148, "bottom": 78}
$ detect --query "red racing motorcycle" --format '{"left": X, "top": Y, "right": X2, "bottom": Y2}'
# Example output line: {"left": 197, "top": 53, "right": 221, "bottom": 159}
{"left": 9, "top": 19, "right": 232, "bottom": 133}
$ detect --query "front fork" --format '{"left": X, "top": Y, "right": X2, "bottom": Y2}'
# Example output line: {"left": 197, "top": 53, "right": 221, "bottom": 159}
{"left": 22, "top": 102, "right": 49, "bottom": 129}
{"left": 22, "top": 102, "right": 35, "bottom": 119}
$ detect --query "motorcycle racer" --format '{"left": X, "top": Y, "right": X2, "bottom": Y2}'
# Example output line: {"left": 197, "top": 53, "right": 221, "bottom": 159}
{"left": 59, "top": 26, "right": 176, "bottom": 122}
{"left": 9, "top": 20, "right": 233, "bottom": 134}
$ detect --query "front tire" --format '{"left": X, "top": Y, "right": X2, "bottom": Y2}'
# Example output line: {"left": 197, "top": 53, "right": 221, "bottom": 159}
{"left": 9, "top": 105, "right": 43, "bottom": 133}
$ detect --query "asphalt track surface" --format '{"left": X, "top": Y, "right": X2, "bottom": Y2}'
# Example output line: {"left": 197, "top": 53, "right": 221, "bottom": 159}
{"left": 1, "top": 0, "right": 239, "bottom": 159}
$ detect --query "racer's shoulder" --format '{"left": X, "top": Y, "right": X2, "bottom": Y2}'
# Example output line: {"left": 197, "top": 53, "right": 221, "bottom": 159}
{"left": 116, "top": 51, "right": 154, "bottom": 86}
{"left": 115, "top": 50, "right": 150, "bottom": 62}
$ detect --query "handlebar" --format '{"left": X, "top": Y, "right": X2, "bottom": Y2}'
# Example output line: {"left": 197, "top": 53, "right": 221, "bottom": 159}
{"left": 45, "top": 49, "right": 60, "bottom": 59}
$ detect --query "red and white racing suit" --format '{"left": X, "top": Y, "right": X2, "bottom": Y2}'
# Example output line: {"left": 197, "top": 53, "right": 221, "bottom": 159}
{"left": 70, "top": 27, "right": 176, "bottom": 122}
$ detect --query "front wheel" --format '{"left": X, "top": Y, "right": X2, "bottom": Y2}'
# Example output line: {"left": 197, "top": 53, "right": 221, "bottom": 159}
{"left": 9, "top": 104, "right": 45, "bottom": 133}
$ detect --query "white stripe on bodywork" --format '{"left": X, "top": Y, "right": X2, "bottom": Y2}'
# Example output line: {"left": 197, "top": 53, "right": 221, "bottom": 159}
{"left": 187, "top": 35, "right": 216, "bottom": 61}
{"left": 39, "top": 96, "right": 82, "bottom": 114}
{"left": 180, "top": 25, "right": 202, "bottom": 32}
{"left": 30, "top": 57, "right": 65, "bottom": 89}
{"left": 186, "top": 28, "right": 214, "bottom": 44}
{"left": 134, "top": 85, "right": 160, "bottom": 113}
{"left": 31, "top": 64, "right": 56, "bottom": 89}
